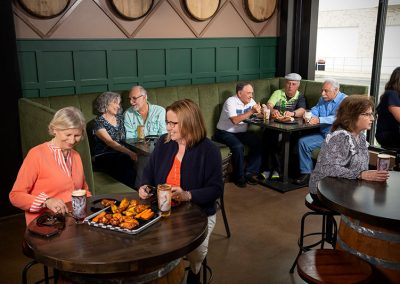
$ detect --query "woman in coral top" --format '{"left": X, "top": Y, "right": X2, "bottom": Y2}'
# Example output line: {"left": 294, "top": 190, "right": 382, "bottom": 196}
{"left": 138, "top": 99, "right": 223, "bottom": 284}
{"left": 10, "top": 107, "right": 91, "bottom": 225}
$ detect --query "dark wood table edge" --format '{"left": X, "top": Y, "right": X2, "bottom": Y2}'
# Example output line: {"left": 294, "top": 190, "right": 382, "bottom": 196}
{"left": 317, "top": 179, "right": 400, "bottom": 230}
{"left": 24, "top": 194, "right": 209, "bottom": 274}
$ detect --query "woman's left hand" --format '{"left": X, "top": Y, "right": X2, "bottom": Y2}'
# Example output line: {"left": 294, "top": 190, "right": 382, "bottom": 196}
{"left": 171, "top": 186, "right": 191, "bottom": 202}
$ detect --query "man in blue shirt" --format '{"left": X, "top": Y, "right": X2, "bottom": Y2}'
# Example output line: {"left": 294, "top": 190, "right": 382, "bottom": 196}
{"left": 294, "top": 78, "right": 347, "bottom": 186}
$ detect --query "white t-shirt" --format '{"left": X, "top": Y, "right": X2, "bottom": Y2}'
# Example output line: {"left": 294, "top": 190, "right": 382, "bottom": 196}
{"left": 216, "top": 95, "right": 256, "bottom": 133}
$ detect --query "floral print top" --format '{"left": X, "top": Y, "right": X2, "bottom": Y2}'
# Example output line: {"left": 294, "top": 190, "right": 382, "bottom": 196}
{"left": 92, "top": 114, "right": 126, "bottom": 156}
{"left": 309, "top": 128, "right": 369, "bottom": 195}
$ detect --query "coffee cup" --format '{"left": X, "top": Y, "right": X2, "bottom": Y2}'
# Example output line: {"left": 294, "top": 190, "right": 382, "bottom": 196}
{"left": 72, "top": 189, "right": 87, "bottom": 223}
{"left": 377, "top": 154, "right": 390, "bottom": 171}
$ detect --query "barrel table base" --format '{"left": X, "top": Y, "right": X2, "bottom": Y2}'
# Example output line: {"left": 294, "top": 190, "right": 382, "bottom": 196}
{"left": 60, "top": 258, "right": 185, "bottom": 284}
{"left": 337, "top": 216, "right": 400, "bottom": 283}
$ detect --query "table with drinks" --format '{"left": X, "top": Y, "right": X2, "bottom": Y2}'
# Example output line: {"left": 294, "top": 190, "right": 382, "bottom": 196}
{"left": 317, "top": 172, "right": 400, "bottom": 283}
{"left": 24, "top": 191, "right": 208, "bottom": 283}
{"left": 245, "top": 113, "right": 325, "bottom": 192}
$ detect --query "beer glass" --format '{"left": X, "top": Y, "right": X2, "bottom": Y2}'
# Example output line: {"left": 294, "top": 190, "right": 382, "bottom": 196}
{"left": 72, "top": 189, "right": 87, "bottom": 223}
{"left": 157, "top": 184, "right": 171, "bottom": 217}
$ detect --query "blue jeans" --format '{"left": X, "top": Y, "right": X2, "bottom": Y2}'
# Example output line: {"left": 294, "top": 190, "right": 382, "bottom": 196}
{"left": 214, "top": 129, "right": 262, "bottom": 181}
{"left": 298, "top": 134, "right": 325, "bottom": 174}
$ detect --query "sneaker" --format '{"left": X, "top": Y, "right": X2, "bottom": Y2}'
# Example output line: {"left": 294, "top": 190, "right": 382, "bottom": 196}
{"left": 234, "top": 178, "right": 247, "bottom": 188}
{"left": 271, "top": 170, "right": 280, "bottom": 180}
{"left": 257, "top": 171, "right": 270, "bottom": 181}
{"left": 245, "top": 174, "right": 258, "bottom": 185}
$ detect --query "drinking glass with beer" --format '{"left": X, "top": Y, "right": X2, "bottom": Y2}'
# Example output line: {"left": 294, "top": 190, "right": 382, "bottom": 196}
{"left": 157, "top": 184, "right": 171, "bottom": 217}
{"left": 137, "top": 125, "right": 145, "bottom": 142}
{"left": 72, "top": 189, "right": 87, "bottom": 223}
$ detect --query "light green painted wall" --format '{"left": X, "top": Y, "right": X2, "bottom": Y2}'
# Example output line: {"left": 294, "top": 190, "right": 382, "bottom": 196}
{"left": 17, "top": 38, "right": 278, "bottom": 97}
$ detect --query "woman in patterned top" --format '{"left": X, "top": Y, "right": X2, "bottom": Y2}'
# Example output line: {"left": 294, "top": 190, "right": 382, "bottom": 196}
{"left": 309, "top": 95, "right": 389, "bottom": 199}
{"left": 92, "top": 92, "right": 137, "bottom": 189}
{"left": 10, "top": 107, "right": 91, "bottom": 225}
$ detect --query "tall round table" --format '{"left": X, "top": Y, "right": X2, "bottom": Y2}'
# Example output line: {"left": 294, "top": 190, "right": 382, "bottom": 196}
{"left": 24, "top": 193, "right": 208, "bottom": 283}
{"left": 318, "top": 172, "right": 400, "bottom": 283}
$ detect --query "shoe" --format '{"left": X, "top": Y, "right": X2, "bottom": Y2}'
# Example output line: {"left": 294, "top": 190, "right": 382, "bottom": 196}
{"left": 257, "top": 171, "right": 270, "bottom": 181}
{"left": 294, "top": 174, "right": 310, "bottom": 186}
{"left": 271, "top": 170, "right": 280, "bottom": 180}
{"left": 245, "top": 174, "right": 258, "bottom": 185}
{"left": 234, "top": 178, "right": 247, "bottom": 188}
{"left": 187, "top": 269, "right": 200, "bottom": 284}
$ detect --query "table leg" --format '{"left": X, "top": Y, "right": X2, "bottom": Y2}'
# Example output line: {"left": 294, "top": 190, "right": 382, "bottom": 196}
{"left": 282, "top": 132, "right": 290, "bottom": 184}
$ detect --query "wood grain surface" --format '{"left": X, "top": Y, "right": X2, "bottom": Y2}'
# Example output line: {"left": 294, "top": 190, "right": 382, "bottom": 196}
{"left": 184, "top": 0, "right": 220, "bottom": 21}
{"left": 244, "top": 0, "right": 277, "bottom": 22}
{"left": 18, "top": 0, "right": 70, "bottom": 18}
{"left": 24, "top": 193, "right": 208, "bottom": 275}
{"left": 110, "top": 0, "right": 154, "bottom": 20}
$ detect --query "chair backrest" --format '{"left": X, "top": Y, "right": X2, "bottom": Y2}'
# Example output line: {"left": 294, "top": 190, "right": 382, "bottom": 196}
{"left": 222, "top": 153, "right": 232, "bottom": 183}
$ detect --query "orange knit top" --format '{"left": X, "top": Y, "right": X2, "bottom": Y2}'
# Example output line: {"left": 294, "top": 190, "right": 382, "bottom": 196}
{"left": 166, "top": 156, "right": 181, "bottom": 187}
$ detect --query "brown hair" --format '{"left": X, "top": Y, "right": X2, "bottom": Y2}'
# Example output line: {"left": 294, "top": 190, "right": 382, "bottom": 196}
{"left": 165, "top": 99, "right": 207, "bottom": 147}
{"left": 331, "top": 95, "right": 374, "bottom": 132}
{"left": 385, "top": 66, "right": 400, "bottom": 93}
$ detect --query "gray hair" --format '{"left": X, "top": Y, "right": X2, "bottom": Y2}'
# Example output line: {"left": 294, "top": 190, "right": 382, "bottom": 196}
{"left": 48, "top": 106, "right": 86, "bottom": 136}
{"left": 324, "top": 78, "right": 340, "bottom": 90}
{"left": 95, "top": 91, "right": 121, "bottom": 114}
{"left": 131, "top": 85, "right": 147, "bottom": 97}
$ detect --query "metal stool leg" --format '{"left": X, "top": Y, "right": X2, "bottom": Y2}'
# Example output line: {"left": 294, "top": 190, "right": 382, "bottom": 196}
{"left": 22, "top": 260, "right": 38, "bottom": 284}
{"left": 219, "top": 196, "right": 231, "bottom": 238}
{"left": 202, "top": 256, "right": 213, "bottom": 284}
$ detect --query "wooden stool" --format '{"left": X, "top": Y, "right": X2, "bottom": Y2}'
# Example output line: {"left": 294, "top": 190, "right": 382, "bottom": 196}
{"left": 289, "top": 194, "right": 339, "bottom": 273}
{"left": 297, "top": 249, "right": 373, "bottom": 284}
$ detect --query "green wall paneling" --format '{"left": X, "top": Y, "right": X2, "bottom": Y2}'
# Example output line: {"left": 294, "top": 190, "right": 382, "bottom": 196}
{"left": 17, "top": 38, "right": 277, "bottom": 97}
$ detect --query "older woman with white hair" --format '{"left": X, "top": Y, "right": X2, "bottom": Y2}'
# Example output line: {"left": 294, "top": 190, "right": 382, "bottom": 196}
{"left": 92, "top": 91, "right": 137, "bottom": 189}
{"left": 10, "top": 106, "right": 91, "bottom": 225}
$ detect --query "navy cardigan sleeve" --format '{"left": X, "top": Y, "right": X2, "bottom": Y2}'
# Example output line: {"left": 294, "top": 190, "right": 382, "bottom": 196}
{"left": 141, "top": 134, "right": 223, "bottom": 216}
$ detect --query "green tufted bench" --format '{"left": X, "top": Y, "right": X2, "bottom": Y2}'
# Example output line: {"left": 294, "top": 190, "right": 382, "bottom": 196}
{"left": 18, "top": 78, "right": 368, "bottom": 195}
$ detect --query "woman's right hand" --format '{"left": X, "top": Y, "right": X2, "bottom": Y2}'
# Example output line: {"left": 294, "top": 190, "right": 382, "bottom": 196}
{"left": 45, "top": 198, "right": 68, "bottom": 215}
{"left": 359, "top": 170, "right": 389, "bottom": 182}
{"left": 128, "top": 151, "right": 137, "bottom": 161}
{"left": 138, "top": 185, "right": 152, "bottom": 199}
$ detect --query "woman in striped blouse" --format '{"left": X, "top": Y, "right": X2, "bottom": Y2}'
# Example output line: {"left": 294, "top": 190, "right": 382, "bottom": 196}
{"left": 9, "top": 107, "right": 91, "bottom": 225}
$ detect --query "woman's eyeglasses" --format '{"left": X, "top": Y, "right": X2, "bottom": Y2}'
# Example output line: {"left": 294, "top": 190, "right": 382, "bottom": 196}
{"left": 360, "top": 112, "right": 376, "bottom": 118}
{"left": 36, "top": 212, "right": 66, "bottom": 230}
{"left": 165, "top": 120, "right": 179, "bottom": 128}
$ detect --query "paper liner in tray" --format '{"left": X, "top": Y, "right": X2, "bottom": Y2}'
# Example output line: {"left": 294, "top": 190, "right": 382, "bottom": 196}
{"left": 84, "top": 206, "right": 161, "bottom": 235}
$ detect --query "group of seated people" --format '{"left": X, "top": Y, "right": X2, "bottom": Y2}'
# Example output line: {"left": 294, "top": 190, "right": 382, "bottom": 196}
{"left": 8, "top": 67, "right": 400, "bottom": 284}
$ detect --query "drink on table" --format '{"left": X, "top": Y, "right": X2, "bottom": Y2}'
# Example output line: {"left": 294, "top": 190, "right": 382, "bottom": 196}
{"left": 377, "top": 154, "right": 391, "bottom": 171}
{"left": 280, "top": 99, "right": 286, "bottom": 115}
{"left": 157, "top": 184, "right": 172, "bottom": 217}
{"left": 72, "top": 189, "right": 87, "bottom": 223}
{"left": 137, "top": 125, "right": 145, "bottom": 142}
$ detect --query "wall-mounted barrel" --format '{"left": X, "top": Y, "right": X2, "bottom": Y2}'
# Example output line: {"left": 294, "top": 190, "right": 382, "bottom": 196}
{"left": 110, "top": 0, "right": 154, "bottom": 20}
{"left": 17, "top": 0, "right": 70, "bottom": 19}
{"left": 184, "top": 0, "right": 220, "bottom": 21}
{"left": 244, "top": 0, "right": 277, "bottom": 22}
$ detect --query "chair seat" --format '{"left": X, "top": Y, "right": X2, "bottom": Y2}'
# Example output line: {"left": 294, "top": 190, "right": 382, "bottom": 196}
{"left": 305, "top": 194, "right": 338, "bottom": 215}
{"left": 297, "top": 249, "right": 372, "bottom": 284}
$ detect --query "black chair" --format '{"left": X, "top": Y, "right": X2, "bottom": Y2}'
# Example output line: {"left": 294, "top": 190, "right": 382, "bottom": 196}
{"left": 289, "top": 193, "right": 339, "bottom": 273}
{"left": 219, "top": 153, "right": 232, "bottom": 238}
{"left": 22, "top": 241, "right": 57, "bottom": 284}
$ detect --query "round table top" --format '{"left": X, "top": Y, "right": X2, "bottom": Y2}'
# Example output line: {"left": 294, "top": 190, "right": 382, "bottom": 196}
{"left": 318, "top": 172, "right": 400, "bottom": 229}
{"left": 24, "top": 192, "right": 208, "bottom": 274}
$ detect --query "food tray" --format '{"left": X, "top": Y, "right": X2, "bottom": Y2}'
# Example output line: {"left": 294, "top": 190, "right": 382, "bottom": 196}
{"left": 84, "top": 206, "right": 161, "bottom": 235}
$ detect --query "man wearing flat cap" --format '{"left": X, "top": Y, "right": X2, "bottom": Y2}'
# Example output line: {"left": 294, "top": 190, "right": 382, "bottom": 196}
{"left": 259, "top": 73, "right": 306, "bottom": 181}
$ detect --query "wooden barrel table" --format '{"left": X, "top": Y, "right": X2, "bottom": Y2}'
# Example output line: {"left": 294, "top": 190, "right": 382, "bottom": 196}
{"left": 24, "top": 193, "right": 208, "bottom": 283}
{"left": 318, "top": 175, "right": 400, "bottom": 283}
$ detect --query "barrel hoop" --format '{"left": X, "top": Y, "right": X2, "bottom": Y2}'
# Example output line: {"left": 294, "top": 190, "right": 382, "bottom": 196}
{"left": 342, "top": 215, "right": 400, "bottom": 243}
{"left": 337, "top": 237, "right": 400, "bottom": 271}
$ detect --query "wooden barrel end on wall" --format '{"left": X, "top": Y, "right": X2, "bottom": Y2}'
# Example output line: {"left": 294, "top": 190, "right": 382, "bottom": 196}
{"left": 17, "top": 0, "right": 70, "bottom": 18}
{"left": 244, "top": 0, "right": 277, "bottom": 22}
{"left": 184, "top": 0, "right": 220, "bottom": 21}
{"left": 110, "top": 0, "right": 154, "bottom": 20}
{"left": 337, "top": 216, "right": 400, "bottom": 283}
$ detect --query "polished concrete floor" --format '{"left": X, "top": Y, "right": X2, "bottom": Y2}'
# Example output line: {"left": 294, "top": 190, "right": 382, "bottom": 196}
{"left": 0, "top": 183, "right": 326, "bottom": 284}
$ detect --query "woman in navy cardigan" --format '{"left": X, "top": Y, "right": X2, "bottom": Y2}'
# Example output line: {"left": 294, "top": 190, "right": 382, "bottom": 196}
{"left": 139, "top": 99, "right": 223, "bottom": 284}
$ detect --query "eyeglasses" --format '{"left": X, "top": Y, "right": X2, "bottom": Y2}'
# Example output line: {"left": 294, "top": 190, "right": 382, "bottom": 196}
{"left": 360, "top": 112, "right": 375, "bottom": 118}
{"left": 129, "top": 94, "right": 144, "bottom": 101}
{"left": 165, "top": 120, "right": 179, "bottom": 128}
{"left": 36, "top": 212, "right": 66, "bottom": 230}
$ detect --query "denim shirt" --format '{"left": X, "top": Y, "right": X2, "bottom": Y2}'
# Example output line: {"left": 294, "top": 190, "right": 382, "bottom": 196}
{"left": 310, "top": 92, "right": 347, "bottom": 137}
{"left": 124, "top": 103, "right": 167, "bottom": 139}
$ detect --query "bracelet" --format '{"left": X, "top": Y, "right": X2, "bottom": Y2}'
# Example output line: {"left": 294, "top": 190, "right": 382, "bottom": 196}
{"left": 186, "top": 191, "right": 192, "bottom": 201}
{"left": 42, "top": 198, "right": 49, "bottom": 208}
{"left": 293, "top": 111, "right": 296, "bottom": 117}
